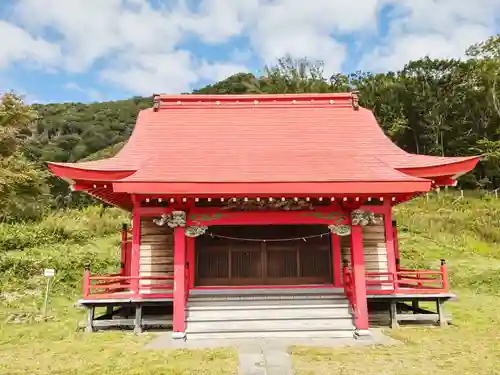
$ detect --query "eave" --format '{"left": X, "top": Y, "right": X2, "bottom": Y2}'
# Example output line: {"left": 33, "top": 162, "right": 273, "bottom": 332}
{"left": 397, "top": 156, "right": 480, "bottom": 179}
{"left": 112, "top": 180, "right": 433, "bottom": 195}
{"left": 47, "top": 162, "right": 136, "bottom": 181}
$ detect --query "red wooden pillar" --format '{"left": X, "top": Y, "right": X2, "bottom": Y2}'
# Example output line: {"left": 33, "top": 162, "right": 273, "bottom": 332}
{"left": 131, "top": 206, "right": 141, "bottom": 296}
{"left": 172, "top": 226, "right": 187, "bottom": 338}
{"left": 187, "top": 237, "right": 195, "bottom": 289}
{"left": 350, "top": 225, "right": 370, "bottom": 338}
{"left": 392, "top": 220, "right": 401, "bottom": 271}
{"left": 384, "top": 203, "right": 397, "bottom": 275}
{"left": 331, "top": 234, "right": 342, "bottom": 287}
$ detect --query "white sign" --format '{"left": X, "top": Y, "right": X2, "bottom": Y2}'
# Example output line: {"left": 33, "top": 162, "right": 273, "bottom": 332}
{"left": 44, "top": 269, "right": 55, "bottom": 277}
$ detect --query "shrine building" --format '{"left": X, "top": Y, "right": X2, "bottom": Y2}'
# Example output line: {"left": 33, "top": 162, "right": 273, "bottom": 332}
{"left": 48, "top": 93, "right": 479, "bottom": 339}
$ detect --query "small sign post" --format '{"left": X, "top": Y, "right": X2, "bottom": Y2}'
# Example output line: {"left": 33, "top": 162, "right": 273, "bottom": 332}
{"left": 43, "top": 269, "right": 55, "bottom": 319}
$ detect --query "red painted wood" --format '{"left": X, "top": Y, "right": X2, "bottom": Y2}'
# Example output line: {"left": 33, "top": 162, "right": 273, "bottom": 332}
{"left": 192, "top": 284, "right": 335, "bottom": 290}
{"left": 173, "top": 227, "right": 187, "bottom": 333}
{"left": 131, "top": 206, "right": 141, "bottom": 296}
{"left": 331, "top": 234, "right": 342, "bottom": 287}
{"left": 83, "top": 266, "right": 90, "bottom": 299}
{"left": 365, "top": 269, "right": 448, "bottom": 294}
{"left": 392, "top": 221, "right": 401, "bottom": 272}
{"left": 342, "top": 265, "right": 355, "bottom": 310}
{"left": 398, "top": 157, "right": 479, "bottom": 179}
{"left": 359, "top": 205, "right": 387, "bottom": 214}
{"left": 113, "top": 180, "right": 431, "bottom": 195}
{"left": 383, "top": 203, "right": 396, "bottom": 275}
{"left": 47, "top": 162, "right": 135, "bottom": 181}
{"left": 187, "top": 209, "right": 347, "bottom": 226}
{"left": 440, "top": 261, "right": 449, "bottom": 291}
{"left": 187, "top": 238, "right": 195, "bottom": 289}
{"left": 120, "top": 224, "right": 127, "bottom": 276}
{"left": 136, "top": 207, "right": 172, "bottom": 216}
{"left": 350, "top": 225, "right": 369, "bottom": 330}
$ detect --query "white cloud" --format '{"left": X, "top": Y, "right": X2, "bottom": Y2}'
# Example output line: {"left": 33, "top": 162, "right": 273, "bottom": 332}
{"left": 0, "top": 0, "right": 498, "bottom": 96}
{"left": 184, "top": 0, "right": 384, "bottom": 74}
{"left": 64, "top": 81, "right": 103, "bottom": 101}
{"left": 360, "top": 0, "right": 500, "bottom": 71}
{"left": 101, "top": 50, "right": 198, "bottom": 94}
{"left": 197, "top": 61, "right": 250, "bottom": 82}
{"left": 64, "top": 82, "right": 83, "bottom": 91}
{"left": 0, "top": 20, "right": 61, "bottom": 69}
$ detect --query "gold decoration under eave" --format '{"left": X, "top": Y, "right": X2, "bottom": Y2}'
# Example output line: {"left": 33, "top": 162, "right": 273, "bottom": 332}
{"left": 153, "top": 211, "right": 187, "bottom": 228}
{"left": 351, "top": 209, "right": 379, "bottom": 226}
{"left": 328, "top": 224, "right": 351, "bottom": 236}
{"left": 185, "top": 226, "right": 208, "bottom": 238}
{"left": 222, "top": 198, "right": 313, "bottom": 211}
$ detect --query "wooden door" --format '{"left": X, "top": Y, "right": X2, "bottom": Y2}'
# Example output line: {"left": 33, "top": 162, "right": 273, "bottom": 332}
{"left": 196, "top": 225, "right": 332, "bottom": 286}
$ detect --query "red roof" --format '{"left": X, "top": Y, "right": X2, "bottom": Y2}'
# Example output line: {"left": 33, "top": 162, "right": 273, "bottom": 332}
{"left": 48, "top": 93, "right": 479, "bottom": 203}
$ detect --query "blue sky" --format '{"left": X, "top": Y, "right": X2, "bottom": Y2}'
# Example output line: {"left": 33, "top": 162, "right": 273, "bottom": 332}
{"left": 0, "top": 0, "right": 498, "bottom": 104}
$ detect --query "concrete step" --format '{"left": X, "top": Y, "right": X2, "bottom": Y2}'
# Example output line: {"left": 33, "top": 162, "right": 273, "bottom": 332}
{"left": 187, "top": 306, "right": 351, "bottom": 320}
{"left": 188, "top": 293, "right": 346, "bottom": 302}
{"left": 187, "top": 298, "right": 348, "bottom": 307}
{"left": 186, "top": 317, "right": 353, "bottom": 332}
{"left": 189, "top": 287, "right": 344, "bottom": 297}
{"left": 187, "top": 329, "right": 354, "bottom": 340}
{"left": 188, "top": 301, "right": 349, "bottom": 310}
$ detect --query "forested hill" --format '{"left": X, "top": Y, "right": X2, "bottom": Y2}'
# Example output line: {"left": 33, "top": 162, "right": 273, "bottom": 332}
{"left": 1, "top": 35, "right": 499, "bottom": 221}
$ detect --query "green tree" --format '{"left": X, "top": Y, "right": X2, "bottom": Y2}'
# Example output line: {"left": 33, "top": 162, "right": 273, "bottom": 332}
{"left": 0, "top": 93, "right": 50, "bottom": 221}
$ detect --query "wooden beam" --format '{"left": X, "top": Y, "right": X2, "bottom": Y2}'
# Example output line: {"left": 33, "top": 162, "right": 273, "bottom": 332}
{"left": 187, "top": 209, "right": 347, "bottom": 226}
{"left": 113, "top": 180, "right": 432, "bottom": 195}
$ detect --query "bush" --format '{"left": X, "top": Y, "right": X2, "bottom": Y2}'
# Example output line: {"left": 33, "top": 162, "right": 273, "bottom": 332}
{"left": 0, "top": 206, "right": 129, "bottom": 252}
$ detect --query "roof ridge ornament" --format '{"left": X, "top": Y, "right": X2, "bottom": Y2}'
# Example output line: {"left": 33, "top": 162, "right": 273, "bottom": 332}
{"left": 351, "top": 91, "right": 360, "bottom": 110}
{"left": 153, "top": 94, "right": 161, "bottom": 112}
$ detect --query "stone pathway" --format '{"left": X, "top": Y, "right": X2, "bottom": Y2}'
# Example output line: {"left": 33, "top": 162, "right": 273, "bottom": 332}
{"left": 145, "top": 330, "right": 398, "bottom": 375}
{"left": 238, "top": 342, "right": 293, "bottom": 375}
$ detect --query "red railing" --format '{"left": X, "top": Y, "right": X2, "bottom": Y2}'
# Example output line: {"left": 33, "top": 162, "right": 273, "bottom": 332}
{"left": 342, "top": 265, "right": 356, "bottom": 316}
{"left": 83, "top": 266, "right": 174, "bottom": 300}
{"left": 184, "top": 262, "right": 190, "bottom": 303}
{"left": 366, "top": 260, "right": 449, "bottom": 294}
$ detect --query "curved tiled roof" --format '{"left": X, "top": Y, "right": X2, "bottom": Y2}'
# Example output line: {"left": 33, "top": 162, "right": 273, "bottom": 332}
{"left": 48, "top": 93, "right": 479, "bottom": 196}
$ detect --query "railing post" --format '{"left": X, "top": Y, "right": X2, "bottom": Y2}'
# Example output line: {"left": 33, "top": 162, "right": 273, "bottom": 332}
{"left": 332, "top": 234, "right": 342, "bottom": 287}
{"left": 440, "top": 259, "right": 449, "bottom": 291}
{"left": 185, "top": 261, "right": 190, "bottom": 303}
{"left": 83, "top": 265, "right": 91, "bottom": 299}
{"left": 392, "top": 220, "right": 401, "bottom": 271}
{"left": 187, "top": 237, "right": 195, "bottom": 289}
{"left": 120, "top": 223, "right": 128, "bottom": 277}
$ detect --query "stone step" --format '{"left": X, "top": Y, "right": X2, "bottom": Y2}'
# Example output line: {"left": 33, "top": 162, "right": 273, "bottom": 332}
{"left": 187, "top": 306, "right": 351, "bottom": 320}
{"left": 186, "top": 317, "right": 353, "bottom": 332}
{"left": 188, "top": 293, "right": 346, "bottom": 302}
{"left": 189, "top": 287, "right": 345, "bottom": 297}
{"left": 187, "top": 329, "right": 354, "bottom": 340}
{"left": 188, "top": 300, "right": 349, "bottom": 309}
{"left": 187, "top": 298, "right": 348, "bottom": 307}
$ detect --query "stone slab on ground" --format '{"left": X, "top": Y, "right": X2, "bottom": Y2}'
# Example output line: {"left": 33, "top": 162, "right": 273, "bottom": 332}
{"left": 145, "top": 330, "right": 398, "bottom": 375}
{"left": 145, "top": 329, "right": 398, "bottom": 350}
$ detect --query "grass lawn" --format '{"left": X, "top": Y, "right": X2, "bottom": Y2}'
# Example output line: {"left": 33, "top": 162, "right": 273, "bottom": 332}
{"left": 291, "top": 194, "right": 500, "bottom": 374}
{"left": 1, "top": 194, "right": 500, "bottom": 374}
{"left": 291, "top": 290, "right": 500, "bottom": 375}
{"left": 0, "top": 296, "right": 238, "bottom": 375}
